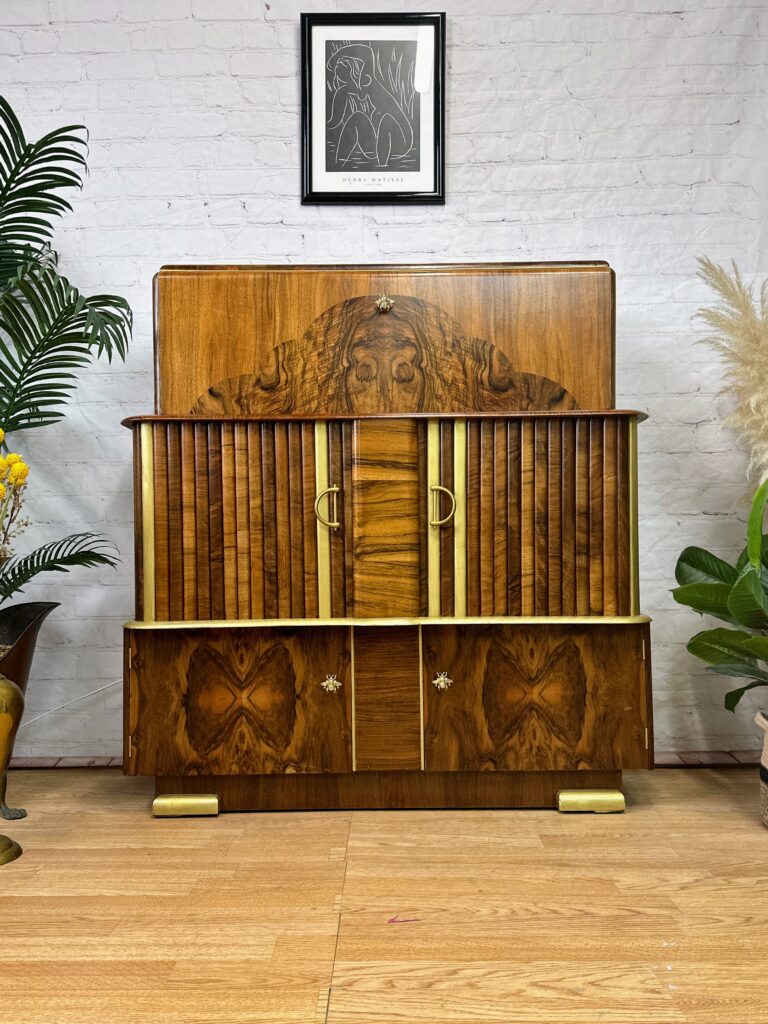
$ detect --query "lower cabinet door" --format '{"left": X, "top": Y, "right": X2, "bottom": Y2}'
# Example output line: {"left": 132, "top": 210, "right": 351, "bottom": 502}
{"left": 422, "top": 624, "right": 651, "bottom": 771}
{"left": 125, "top": 626, "right": 352, "bottom": 776}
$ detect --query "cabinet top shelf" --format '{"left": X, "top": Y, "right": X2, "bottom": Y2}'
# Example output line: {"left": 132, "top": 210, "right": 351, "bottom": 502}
{"left": 123, "top": 409, "right": 648, "bottom": 428}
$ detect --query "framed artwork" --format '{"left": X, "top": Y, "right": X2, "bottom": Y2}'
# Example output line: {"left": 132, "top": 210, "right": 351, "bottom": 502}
{"left": 301, "top": 13, "right": 446, "bottom": 205}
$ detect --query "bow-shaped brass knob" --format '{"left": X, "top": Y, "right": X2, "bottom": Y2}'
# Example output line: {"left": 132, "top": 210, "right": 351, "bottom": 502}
{"left": 375, "top": 293, "right": 394, "bottom": 313}
{"left": 321, "top": 674, "right": 342, "bottom": 693}
{"left": 432, "top": 672, "right": 453, "bottom": 691}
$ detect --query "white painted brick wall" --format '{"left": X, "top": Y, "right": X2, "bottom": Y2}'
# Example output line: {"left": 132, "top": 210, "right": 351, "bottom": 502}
{"left": 2, "top": 0, "right": 767, "bottom": 756}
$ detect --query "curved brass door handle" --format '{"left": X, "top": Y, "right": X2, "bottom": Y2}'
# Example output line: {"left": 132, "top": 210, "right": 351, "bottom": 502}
{"left": 314, "top": 484, "right": 341, "bottom": 530}
{"left": 430, "top": 484, "right": 456, "bottom": 528}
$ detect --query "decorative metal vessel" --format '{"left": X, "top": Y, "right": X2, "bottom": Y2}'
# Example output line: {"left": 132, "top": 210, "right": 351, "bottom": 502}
{"left": 0, "top": 603, "right": 58, "bottom": 865}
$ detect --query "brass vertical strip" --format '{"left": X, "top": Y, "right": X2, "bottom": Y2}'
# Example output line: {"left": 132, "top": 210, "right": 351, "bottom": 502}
{"left": 140, "top": 423, "right": 156, "bottom": 623}
{"left": 453, "top": 419, "right": 467, "bottom": 617}
{"left": 427, "top": 419, "right": 441, "bottom": 616}
{"left": 628, "top": 417, "right": 640, "bottom": 615}
{"left": 314, "top": 422, "right": 332, "bottom": 618}
{"left": 350, "top": 625, "right": 356, "bottom": 771}
{"left": 418, "top": 624, "right": 425, "bottom": 770}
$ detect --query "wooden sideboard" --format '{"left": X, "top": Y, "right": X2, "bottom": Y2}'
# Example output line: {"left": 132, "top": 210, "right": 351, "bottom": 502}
{"left": 124, "top": 263, "right": 652, "bottom": 812}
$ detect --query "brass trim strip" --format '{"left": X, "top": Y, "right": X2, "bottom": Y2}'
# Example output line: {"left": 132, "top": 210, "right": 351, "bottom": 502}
{"left": 314, "top": 422, "right": 332, "bottom": 618}
{"left": 350, "top": 625, "right": 356, "bottom": 772}
{"left": 418, "top": 624, "right": 425, "bottom": 770}
{"left": 125, "top": 614, "right": 652, "bottom": 630}
{"left": 140, "top": 423, "right": 156, "bottom": 622}
{"left": 453, "top": 419, "right": 467, "bottom": 617}
{"left": 427, "top": 419, "right": 441, "bottom": 616}
{"left": 628, "top": 417, "right": 640, "bottom": 616}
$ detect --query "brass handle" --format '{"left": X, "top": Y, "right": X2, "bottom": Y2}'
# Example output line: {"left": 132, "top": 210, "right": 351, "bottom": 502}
{"left": 430, "top": 484, "right": 456, "bottom": 528}
{"left": 432, "top": 672, "right": 453, "bottom": 691}
{"left": 321, "top": 674, "right": 342, "bottom": 693}
{"left": 314, "top": 484, "right": 340, "bottom": 530}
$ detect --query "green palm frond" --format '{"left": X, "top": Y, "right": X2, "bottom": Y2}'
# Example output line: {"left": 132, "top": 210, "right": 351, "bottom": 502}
{"left": 0, "top": 94, "right": 87, "bottom": 286}
{"left": 0, "top": 261, "right": 131, "bottom": 433}
{"left": 0, "top": 532, "right": 118, "bottom": 603}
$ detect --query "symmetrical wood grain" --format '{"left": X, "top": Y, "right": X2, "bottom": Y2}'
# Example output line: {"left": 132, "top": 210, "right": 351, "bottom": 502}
{"left": 422, "top": 623, "right": 651, "bottom": 772}
{"left": 352, "top": 627, "right": 422, "bottom": 771}
{"left": 192, "top": 295, "right": 577, "bottom": 417}
{"left": 132, "top": 413, "right": 639, "bottom": 622}
{"left": 458, "top": 415, "right": 633, "bottom": 617}
{"left": 154, "top": 263, "right": 615, "bottom": 413}
{"left": 126, "top": 626, "right": 352, "bottom": 776}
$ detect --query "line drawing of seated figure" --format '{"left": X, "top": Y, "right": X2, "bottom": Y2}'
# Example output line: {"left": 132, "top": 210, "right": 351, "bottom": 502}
{"left": 326, "top": 42, "right": 416, "bottom": 170}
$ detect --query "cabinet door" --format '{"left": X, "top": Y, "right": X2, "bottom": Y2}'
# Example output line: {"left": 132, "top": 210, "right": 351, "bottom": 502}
{"left": 138, "top": 421, "right": 320, "bottom": 621}
{"left": 422, "top": 624, "right": 650, "bottom": 771}
{"left": 125, "top": 627, "right": 352, "bottom": 776}
{"left": 349, "top": 418, "right": 428, "bottom": 617}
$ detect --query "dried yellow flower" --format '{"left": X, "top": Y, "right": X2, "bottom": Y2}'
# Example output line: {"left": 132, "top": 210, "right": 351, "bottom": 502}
{"left": 5, "top": 453, "right": 21, "bottom": 466}
{"left": 8, "top": 462, "right": 28, "bottom": 486}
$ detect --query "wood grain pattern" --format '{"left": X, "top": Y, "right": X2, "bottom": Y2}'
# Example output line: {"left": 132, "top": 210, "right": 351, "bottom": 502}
{"left": 4, "top": 767, "right": 766, "bottom": 1024}
{"left": 154, "top": 263, "right": 614, "bottom": 414}
{"left": 138, "top": 420, "right": 320, "bottom": 621}
{"left": 126, "top": 626, "right": 352, "bottom": 777}
{"left": 155, "top": 769, "right": 623, "bottom": 811}
{"left": 464, "top": 414, "right": 633, "bottom": 617}
{"left": 352, "top": 627, "right": 422, "bottom": 772}
{"left": 350, "top": 419, "right": 426, "bottom": 617}
{"left": 422, "top": 624, "right": 651, "bottom": 772}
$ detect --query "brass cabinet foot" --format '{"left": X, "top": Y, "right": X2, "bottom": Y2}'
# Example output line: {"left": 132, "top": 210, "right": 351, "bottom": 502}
{"left": 0, "top": 833, "right": 22, "bottom": 865}
{"left": 152, "top": 793, "right": 219, "bottom": 817}
{"left": 557, "top": 789, "right": 626, "bottom": 813}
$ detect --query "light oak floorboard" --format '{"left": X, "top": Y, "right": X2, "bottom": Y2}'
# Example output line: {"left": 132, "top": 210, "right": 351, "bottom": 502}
{"left": 1, "top": 768, "right": 765, "bottom": 1024}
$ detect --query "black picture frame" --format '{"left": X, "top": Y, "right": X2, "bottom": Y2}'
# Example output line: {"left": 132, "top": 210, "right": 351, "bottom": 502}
{"left": 301, "top": 12, "right": 446, "bottom": 205}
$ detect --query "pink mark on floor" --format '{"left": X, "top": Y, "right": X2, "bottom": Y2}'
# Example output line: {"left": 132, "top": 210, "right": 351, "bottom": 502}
{"left": 387, "top": 915, "right": 422, "bottom": 924}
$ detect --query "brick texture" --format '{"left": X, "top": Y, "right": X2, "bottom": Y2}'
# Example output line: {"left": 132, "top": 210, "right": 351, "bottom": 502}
{"left": 3, "top": 0, "right": 767, "bottom": 756}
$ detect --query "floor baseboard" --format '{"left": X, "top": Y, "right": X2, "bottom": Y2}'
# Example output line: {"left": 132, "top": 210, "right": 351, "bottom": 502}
{"left": 7, "top": 752, "right": 761, "bottom": 770}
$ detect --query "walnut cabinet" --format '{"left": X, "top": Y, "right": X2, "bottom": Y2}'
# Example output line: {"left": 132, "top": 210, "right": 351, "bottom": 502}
{"left": 123, "top": 262, "right": 653, "bottom": 811}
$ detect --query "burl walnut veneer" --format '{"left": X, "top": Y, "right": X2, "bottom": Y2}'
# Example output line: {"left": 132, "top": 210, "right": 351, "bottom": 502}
{"left": 124, "top": 263, "right": 652, "bottom": 811}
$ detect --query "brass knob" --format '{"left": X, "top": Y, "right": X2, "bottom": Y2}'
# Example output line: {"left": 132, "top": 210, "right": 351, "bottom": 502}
{"left": 432, "top": 672, "right": 452, "bottom": 691}
{"left": 321, "top": 674, "right": 342, "bottom": 693}
{"left": 375, "top": 293, "right": 394, "bottom": 313}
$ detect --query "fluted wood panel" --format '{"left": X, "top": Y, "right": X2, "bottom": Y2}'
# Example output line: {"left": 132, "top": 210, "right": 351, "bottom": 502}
{"left": 142, "top": 421, "right": 320, "bottom": 621}
{"left": 442, "top": 415, "right": 633, "bottom": 617}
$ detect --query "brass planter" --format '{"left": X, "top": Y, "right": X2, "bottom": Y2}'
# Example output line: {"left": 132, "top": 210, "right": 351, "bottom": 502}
{"left": 0, "top": 603, "right": 58, "bottom": 842}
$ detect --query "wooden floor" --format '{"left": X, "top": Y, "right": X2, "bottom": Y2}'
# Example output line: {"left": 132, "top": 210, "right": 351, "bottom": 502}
{"left": 1, "top": 768, "right": 766, "bottom": 1024}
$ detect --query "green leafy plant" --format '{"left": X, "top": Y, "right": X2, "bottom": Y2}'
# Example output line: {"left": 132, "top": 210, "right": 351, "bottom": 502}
{"left": 673, "top": 480, "right": 768, "bottom": 711}
{"left": 0, "top": 94, "right": 129, "bottom": 601}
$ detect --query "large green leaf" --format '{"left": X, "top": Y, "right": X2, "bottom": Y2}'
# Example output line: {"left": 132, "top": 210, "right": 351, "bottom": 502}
{"left": 747, "top": 478, "right": 768, "bottom": 568}
{"left": 726, "top": 565, "right": 768, "bottom": 629}
{"left": 686, "top": 627, "right": 756, "bottom": 666}
{"left": 675, "top": 546, "right": 738, "bottom": 586}
{"left": 0, "top": 532, "right": 117, "bottom": 602}
{"left": 705, "top": 662, "right": 768, "bottom": 682}
{"left": 0, "top": 262, "right": 130, "bottom": 432}
{"left": 724, "top": 680, "right": 767, "bottom": 712}
{"left": 0, "top": 95, "right": 87, "bottom": 287}
{"left": 741, "top": 635, "right": 768, "bottom": 659}
{"left": 671, "top": 582, "right": 737, "bottom": 622}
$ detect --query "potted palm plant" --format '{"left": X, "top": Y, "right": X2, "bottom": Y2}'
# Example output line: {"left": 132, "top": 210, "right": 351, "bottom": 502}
{"left": 0, "top": 95, "right": 130, "bottom": 846}
{"left": 674, "top": 258, "right": 768, "bottom": 827}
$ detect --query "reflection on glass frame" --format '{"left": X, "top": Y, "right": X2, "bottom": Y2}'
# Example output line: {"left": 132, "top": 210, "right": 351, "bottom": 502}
{"left": 301, "top": 13, "right": 446, "bottom": 205}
